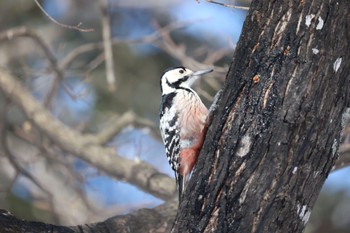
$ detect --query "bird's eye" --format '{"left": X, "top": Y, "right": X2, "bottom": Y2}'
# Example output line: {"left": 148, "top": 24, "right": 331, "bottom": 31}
{"left": 179, "top": 69, "right": 184, "bottom": 74}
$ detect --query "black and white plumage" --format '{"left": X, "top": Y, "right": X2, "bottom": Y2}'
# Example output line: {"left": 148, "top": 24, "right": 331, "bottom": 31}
{"left": 159, "top": 66, "right": 213, "bottom": 201}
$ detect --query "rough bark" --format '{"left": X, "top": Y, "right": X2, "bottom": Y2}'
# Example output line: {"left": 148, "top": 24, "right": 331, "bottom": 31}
{"left": 173, "top": 0, "right": 350, "bottom": 232}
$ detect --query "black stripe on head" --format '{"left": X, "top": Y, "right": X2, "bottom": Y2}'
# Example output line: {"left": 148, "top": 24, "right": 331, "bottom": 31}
{"left": 172, "top": 75, "right": 189, "bottom": 87}
{"left": 165, "top": 74, "right": 190, "bottom": 90}
{"left": 166, "top": 78, "right": 194, "bottom": 94}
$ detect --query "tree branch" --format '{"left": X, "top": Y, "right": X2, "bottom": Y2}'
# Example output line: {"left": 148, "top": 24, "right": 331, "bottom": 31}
{"left": 98, "top": 0, "right": 117, "bottom": 91}
{"left": 58, "top": 20, "right": 189, "bottom": 70}
{"left": 0, "top": 68, "right": 175, "bottom": 201}
{"left": 89, "top": 111, "right": 160, "bottom": 145}
{"left": 153, "top": 21, "right": 228, "bottom": 75}
{"left": 34, "top": 0, "right": 94, "bottom": 32}
{"left": 207, "top": 0, "right": 250, "bottom": 11}
{"left": 0, "top": 198, "right": 177, "bottom": 233}
{"left": 0, "top": 27, "right": 63, "bottom": 108}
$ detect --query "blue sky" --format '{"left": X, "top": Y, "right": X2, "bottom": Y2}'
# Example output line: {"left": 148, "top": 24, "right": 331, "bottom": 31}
{"left": 171, "top": 1, "right": 246, "bottom": 45}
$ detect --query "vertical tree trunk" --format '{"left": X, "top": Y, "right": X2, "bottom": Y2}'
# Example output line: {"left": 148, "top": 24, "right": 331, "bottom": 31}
{"left": 173, "top": 0, "right": 350, "bottom": 232}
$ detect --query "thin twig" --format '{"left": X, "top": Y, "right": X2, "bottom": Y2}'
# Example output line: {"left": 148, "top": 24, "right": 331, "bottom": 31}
{"left": 0, "top": 27, "right": 63, "bottom": 109}
{"left": 153, "top": 21, "right": 228, "bottom": 74}
{"left": 0, "top": 101, "right": 52, "bottom": 198}
{"left": 12, "top": 127, "right": 98, "bottom": 216}
{"left": 85, "top": 52, "right": 105, "bottom": 74}
{"left": 86, "top": 111, "right": 159, "bottom": 145}
{"left": 207, "top": 0, "right": 250, "bottom": 10}
{"left": 34, "top": 0, "right": 94, "bottom": 32}
{"left": 204, "top": 48, "right": 232, "bottom": 64}
{"left": 59, "top": 20, "right": 191, "bottom": 70}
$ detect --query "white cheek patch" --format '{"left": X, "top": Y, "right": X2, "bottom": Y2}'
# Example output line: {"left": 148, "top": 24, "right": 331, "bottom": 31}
{"left": 161, "top": 78, "right": 176, "bottom": 95}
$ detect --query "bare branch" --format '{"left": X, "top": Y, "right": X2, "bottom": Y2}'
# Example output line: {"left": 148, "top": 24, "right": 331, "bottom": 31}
{"left": 0, "top": 198, "right": 177, "bottom": 232}
{"left": 0, "top": 124, "right": 48, "bottom": 197}
{"left": 59, "top": 20, "right": 193, "bottom": 70}
{"left": 0, "top": 27, "right": 63, "bottom": 108}
{"left": 207, "top": 0, "right": 250, "bottom": 10}
{"left": 98, "top": 0, "right": 117, "bottom": 91}
{"left": 34, "top": 0, "right": 94, "bottom": 32}
{"left": 85, "top": 52, "right": 105, "bottom": 74}
{"left": 203, "top": 48, "right": 232, "bottom": 65}
{"left": 90, "top": 111, "right": 159, "bottom": 145}
{"left": 153, "top": 21, "right": 228, "bottom": 75}
{"left": 0, "top": 101, "right": 59, "bottom": 220}
{"left": 0, "top": 68, "right": 175, "bottom": 200}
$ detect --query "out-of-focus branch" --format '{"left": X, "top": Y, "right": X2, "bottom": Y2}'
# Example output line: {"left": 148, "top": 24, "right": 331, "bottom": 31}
{"left": 58, "top": 19, "right": 229, "bottom": 92}
{"left": 204, "top": 47, "right": 233, "bottom": 65}
{"left": 153, "top": 21, "right": 228, "bottom": 76}
{"left": 89, "top": 111, "right": 159, "bottom": 145}
{"left": 98, "top": 0, "right": 116, "bottom": 91}
{"left": 59, "top": 20, "right": 190, "bottom": 70}
{"left": 0, "top": 68, "right": 175, "bottom": 201}
{"left": 207, "top": 0, "right": 250, "bottom": 10}
{"left": 3, "top": 130, "right": 97, "bottom": 224}
{"left": 85, "top": 52, "right": 105, "bottom": 74}
{"left": 0, "top": 198, "right": 177, "bottom": 233}
{"left": 59, "top": 19, "right": 228, "bottom": 100}
{"left": 0, "top": 27, "right": 63, "bottom": 108}
{"left": 59, "top": 42, "right": 104, "bottom": 70}
{"left": 0, "top": 101, "right": 60, "bottom": 222}
{"left": 0, "top": 103, "right": 50, "bottom": 197}
{"left": 34, "top": 0, "right": 94, "bottom": 32}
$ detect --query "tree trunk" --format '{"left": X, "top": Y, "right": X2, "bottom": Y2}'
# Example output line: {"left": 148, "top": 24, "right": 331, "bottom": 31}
{"left": 172, "top": 0, "right": 350, "bottom": 232}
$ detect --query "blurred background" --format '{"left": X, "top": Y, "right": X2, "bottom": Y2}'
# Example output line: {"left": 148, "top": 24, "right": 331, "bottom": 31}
{"left": 0, "top": 1, "right": 349, "bottom": 232}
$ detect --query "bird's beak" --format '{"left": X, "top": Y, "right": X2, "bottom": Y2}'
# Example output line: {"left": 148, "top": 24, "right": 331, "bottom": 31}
{"left": 186, "top": 68, "right": 213, "bottom": 87}
{"left": 192, "top": 68, "right": 214, "bottom": 77}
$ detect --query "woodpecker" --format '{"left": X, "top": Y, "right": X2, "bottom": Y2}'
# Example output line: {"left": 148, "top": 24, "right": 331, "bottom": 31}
{"left": 159, "top": 66, "right": 213, "bottom": 201}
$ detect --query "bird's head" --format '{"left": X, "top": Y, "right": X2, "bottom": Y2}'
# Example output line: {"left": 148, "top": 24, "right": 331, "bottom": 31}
{"left": 160, "top": 66, "right": 213, "bottom": 95}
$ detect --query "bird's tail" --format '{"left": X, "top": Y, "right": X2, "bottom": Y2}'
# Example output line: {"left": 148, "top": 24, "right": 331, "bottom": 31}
{"left": 177, "top": 174, "right": 188, "bottom": 203}
{"left": 177, "top": 174, "right": 184, "bottom": 202}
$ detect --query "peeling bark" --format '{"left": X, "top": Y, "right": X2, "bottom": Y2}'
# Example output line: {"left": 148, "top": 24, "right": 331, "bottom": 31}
{"left": 173, "top": 0, "right": 350, "bottom": 232}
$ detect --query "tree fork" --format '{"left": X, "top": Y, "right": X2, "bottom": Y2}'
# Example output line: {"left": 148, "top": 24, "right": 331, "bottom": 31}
{"left": 173, "top": 0, "right": 350, "bottom": 232}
